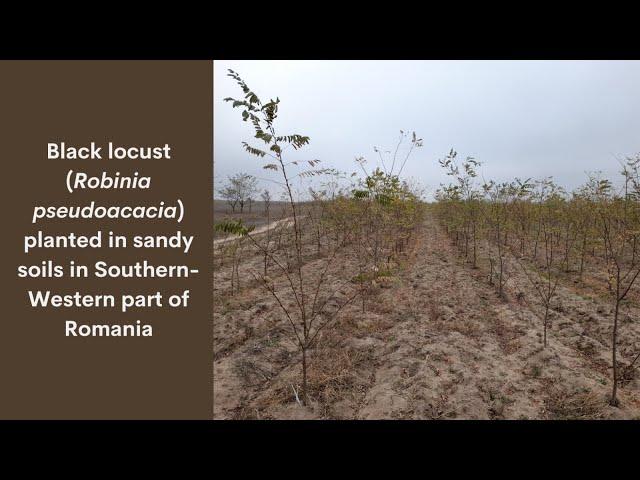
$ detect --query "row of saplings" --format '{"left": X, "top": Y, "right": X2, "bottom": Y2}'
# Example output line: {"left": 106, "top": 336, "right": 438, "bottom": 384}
{"left": 216, "top": 174, "right": 423, "bottom": 406}
{"left": 434, "top": 150, "right": 640, "bottom": 407}
{"left": 218, "top": 68, "right": 424, "bottom": 407}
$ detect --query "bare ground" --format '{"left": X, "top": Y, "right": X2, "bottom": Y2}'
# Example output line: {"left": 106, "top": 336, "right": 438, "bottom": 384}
{"left": 213, "top": 211, "right": 640, "bottom": 419}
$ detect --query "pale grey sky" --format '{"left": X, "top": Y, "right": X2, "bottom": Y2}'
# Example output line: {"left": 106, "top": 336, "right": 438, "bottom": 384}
{"left": 214, "top": 60, "right": 640, "bottom": 199}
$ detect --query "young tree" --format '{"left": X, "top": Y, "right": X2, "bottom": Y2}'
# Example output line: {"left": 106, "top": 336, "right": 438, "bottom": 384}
{"left": 224, "top": 70, "right": 358, "bottom": 404}
{"left": 237, "top": 173, "right": 258, "bottom": 213}
{"left": 482, "top": 180, "right": 512, "bottom": 298}
{"left": 260, "top": 189, "right": 271, "bottom": 216}
{"left": 513, "top": 178, "right": 565, "bottom": 348}
{"left": 354, "top": 132, "right": 423, "bottom": 268}
{"left": 214, "top": 219, "right": 255, "bottom": 295}
{"left": 594, "top": 163, "right": 640, "bottom": 406}
{"left": 512, "top": 177, "right": 535, "bottom": 256}
{"left": 438, "top": 149, "right": 482, "bottom": 268}
{"left": 572, "top": 180, "right": 598, "bottom": 279}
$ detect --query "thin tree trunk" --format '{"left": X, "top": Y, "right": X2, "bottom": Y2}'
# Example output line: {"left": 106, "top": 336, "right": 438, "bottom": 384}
{"left": 611, "top": 274, "right": 621, "bottom": 406}
{"left": 472, "top": 221, "right": 477, "bottom": 268}
{"left": 543, "top": 303, "right": 549, "bottom": 348}
{"left": 302, "top": 346, "right": 308, "bottom": 405}
{"left": 579, "top": 232, "right": 587, "bottom": 278}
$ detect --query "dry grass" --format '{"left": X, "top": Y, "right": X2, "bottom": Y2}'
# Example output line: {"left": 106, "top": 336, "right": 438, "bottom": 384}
{"left": 543, "top": 386, "right": 604, "bottom": 420}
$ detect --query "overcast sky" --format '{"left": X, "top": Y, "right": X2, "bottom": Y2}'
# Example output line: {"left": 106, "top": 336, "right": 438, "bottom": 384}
{"left": 214, "top": 60, "right": 640, "bottom": 199}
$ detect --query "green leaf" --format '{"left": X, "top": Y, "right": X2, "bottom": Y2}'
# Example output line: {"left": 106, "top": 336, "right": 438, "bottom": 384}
{"left": 214, "top": 219, "right": 255, "bottom": 237}
{"left": 241, "top": 142, "right": 267, "bottom": 158}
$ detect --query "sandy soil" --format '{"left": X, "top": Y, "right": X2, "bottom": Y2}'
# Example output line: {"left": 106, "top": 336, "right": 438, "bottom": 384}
{"left": 213, "top": 211, "right": 640, "bottom": 419}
